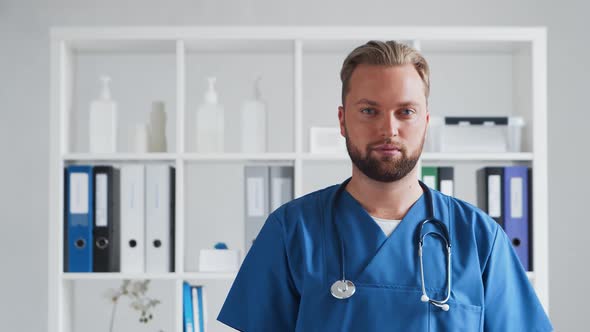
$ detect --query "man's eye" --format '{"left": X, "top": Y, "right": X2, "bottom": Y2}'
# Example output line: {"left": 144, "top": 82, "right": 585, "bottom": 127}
{"left": 360, "top": 108, "right": 376, "bottom": 115}
{"left": 401, "top": 109, "right": 415, "bottom": 116}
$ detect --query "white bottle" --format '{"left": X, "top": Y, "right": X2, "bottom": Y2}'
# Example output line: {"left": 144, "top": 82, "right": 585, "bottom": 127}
{"left": 149, "top": 101, "right": 167, "bottom": 152}
{"left": 89, "top": 76, "right": 118, "bottom": 153}
{"left": 196, "top": 77, "right": 224, "bottom": 153}
{"left": 133, "top": 123, "right": 150, "bottom": 153}
{"left": 240, "top": 76, "right": 267, "bottom": 153}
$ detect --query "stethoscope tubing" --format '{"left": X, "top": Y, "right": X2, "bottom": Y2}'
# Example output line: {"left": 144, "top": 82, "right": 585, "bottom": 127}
{"left": 331, "top": 180, "right": 452, "bottom": 310}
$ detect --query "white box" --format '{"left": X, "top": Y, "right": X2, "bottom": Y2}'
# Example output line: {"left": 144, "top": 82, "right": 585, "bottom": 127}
{"left": 310, "top": 127, "right": 346, "bottom": 154}
{"left": 199, "top": 249, "right": 241, "bottom": 272}
{"left": 426, "top": 116, "right": 524, "bottom": 153}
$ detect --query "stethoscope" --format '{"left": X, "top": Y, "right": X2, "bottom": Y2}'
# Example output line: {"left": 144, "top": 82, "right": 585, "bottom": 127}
{"left": 330, "top": 180, "right": 453, "bottom": 312}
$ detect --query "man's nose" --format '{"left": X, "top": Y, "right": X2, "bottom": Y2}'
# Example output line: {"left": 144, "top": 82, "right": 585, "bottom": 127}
{"left": 380, "top": 112, "right": 399, "bottom": 138}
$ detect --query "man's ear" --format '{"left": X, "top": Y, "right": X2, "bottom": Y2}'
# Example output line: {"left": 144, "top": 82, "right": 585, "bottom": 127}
{"left": 338, "top": 106, "right": 346, "bottom": 137}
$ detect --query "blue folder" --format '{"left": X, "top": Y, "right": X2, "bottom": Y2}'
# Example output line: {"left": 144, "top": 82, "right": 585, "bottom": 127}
{"left": 503, "top": 166, "right": 530, "bottom": 271}
{"left": 183, "top": 282, "right": 195, "bottom": 332}
{"left": 195, "top": 286, "right": 205, "bottom": 332}
{"left": 65, "top": 165, "right": 94, "bottom": 272}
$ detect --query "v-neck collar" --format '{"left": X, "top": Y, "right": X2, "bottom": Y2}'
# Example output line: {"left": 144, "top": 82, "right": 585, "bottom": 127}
{"left": 329, "top": 178, "right": 429, "bottom": 283}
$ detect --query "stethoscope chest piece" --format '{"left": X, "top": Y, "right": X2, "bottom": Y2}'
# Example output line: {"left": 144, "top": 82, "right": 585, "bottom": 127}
{"left": 331, "top": 280, "right": 356, "bottom": 299}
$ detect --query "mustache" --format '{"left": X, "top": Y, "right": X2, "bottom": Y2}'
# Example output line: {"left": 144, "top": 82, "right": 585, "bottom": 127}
{"left": 369, "top": 139, "right": 405, "bottom": 150}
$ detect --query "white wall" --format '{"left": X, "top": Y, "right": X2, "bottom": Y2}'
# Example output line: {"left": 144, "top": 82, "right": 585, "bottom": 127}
{"left": 1, "top": 0, "right": 588, "bottom": 331}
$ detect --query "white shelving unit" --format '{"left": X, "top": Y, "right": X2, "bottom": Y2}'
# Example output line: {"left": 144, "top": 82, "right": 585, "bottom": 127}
{"left": 49, "top": 26, "right": 548, "bottom": 332}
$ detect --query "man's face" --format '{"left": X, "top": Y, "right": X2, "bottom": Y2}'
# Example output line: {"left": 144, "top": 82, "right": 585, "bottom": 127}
{"left": 338, "top": 63, "right": 429, "bottom": 183}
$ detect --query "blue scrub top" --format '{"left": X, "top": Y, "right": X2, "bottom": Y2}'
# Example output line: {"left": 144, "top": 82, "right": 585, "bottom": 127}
{"left": 218, "top": 180, "right": 553, "bottom": 331}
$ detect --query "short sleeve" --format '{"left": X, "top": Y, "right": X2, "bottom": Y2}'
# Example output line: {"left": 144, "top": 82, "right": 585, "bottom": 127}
{"left": 482, "top": 227, "right": 553, "bottom": 331}
{"left": 217, "top": 213, "right": 300, "bottom": 331}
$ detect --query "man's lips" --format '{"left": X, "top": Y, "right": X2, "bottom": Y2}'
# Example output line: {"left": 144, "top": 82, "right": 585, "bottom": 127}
{"left": 372, "top": 144, "right": 402, "bottom": 156}
{"left": 373, "top": 144, "right": 402, "bottom": 151}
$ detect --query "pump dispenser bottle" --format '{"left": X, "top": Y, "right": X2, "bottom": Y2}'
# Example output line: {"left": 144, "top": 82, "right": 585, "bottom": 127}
{"left": 89, "top": 76, "right": 118, "bottom": 153}
{"left": 240, "top": 76, "right": 267, "bottom": 153}
{"left": 196, "top": 77, "right": 224, "bottom": 152}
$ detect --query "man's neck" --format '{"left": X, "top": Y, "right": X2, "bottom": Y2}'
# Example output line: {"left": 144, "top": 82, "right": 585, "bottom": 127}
{"left": 345, "top": 166, "right": 423, "bottom": 220}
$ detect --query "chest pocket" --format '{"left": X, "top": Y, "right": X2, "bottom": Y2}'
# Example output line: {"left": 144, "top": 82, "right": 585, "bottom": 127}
{"left": 428, "top": 298, "right": 483, "bottom": 332}
{"left": 297, "top": 284, "right": 430, "bottom": 332}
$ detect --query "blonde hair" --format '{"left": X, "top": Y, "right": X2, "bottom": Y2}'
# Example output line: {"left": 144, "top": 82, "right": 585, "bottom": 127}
{"left": 340, "top": 40, "right": 430, "bottom": 105}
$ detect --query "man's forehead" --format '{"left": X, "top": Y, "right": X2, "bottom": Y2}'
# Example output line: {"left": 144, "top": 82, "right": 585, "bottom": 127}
{"left": 346, "top": 64, "right": 426, "bottom": 102}
{"left": 351, "top": 63, "right": 418, "bottom": 76}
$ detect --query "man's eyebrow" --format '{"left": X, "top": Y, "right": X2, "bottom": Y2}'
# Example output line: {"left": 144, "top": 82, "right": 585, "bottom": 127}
{"left": 398, "top": 102, "right": 420, "bottom": 108}
{"left": 355, "top": 99, "right": 379, "bottom": 106}
{"left": 354, "top": 99, "right": 420, "bottom": 108}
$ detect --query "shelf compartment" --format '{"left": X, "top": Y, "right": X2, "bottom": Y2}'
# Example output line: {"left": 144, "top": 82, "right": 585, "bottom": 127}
{"left": 183, "top": 162, "right": 247, "bottom": 273}
{"left": 184, "top": 39, "right": 295, "bottom": 154}
{"left": 66, "top": 279, "right": 176, "bottom": 332}
{"left": 62, "top": 40, "right": 178, "bottom": 154}
{"left": 182, "top": 278, "right": 235, "bottom": 332}
{"left": 419, "top": 39, "right": 534, "bottom": 153}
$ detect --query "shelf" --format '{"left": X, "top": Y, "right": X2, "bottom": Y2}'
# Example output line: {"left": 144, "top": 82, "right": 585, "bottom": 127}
{"left": 182, "top": 153, "right": 297, "bottom": 161}
{"left": 62, "top": 270, "right": 532, "bottom": 284}
{"left": 300, "top": 152, "right": 534, "bottom": 161}
{"left": 181, "top": 272, "right": 237, "bottom": 280}
{"left": 62, "top": 272, "right": 180, "bottom": 280}
{"left": 421, "top": 152, "right": 534, "bottom": 161}
{"left": 300, "top": 153, "right": 348, "bottom": 161}
{"left": 63, "top": 153, "right": 178, "bottom": 161}
{"left": 302, "top": 39, "right": 414, "bottom": 53}
{"left": 64, "top": 153, "right": 299, "bottom": 162}
{"left": 62, "top": 272, "right": 237, "bottom": 281}
{"left": 185, "top": 39, "right": 294, "bottom": 54}
{"left": 63, "top": 152, "right": 533, "bottom": 162}
{"left": 66, "top": 39, "right": 176, "bottom": 54}
{"left": 419, "top": 40, "right": 530, "bottom": 53}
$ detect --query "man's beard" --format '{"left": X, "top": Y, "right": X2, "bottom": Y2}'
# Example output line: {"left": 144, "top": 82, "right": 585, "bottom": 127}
{"left": 344, "top": 129, "right": 425, "bottom": 183}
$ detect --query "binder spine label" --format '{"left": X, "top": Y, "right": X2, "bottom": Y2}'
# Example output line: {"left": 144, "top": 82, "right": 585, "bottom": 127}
{"left": 96, "top": 174, "right": 108, "bottom": 227}
{"left": 488, "top": 175, "right": 501, "bottom": 217}
{"left": 271, "top": 177, "right": 291, "bottom": 211}
{"left": 247, "top": 177, "right": 265, "bottom": 217}
{"left": 510, "top": 177, "right": 524, "bottom": 218}
{"left": 154, "top": 183, "right": 160, "bottom": 208}
{"left": 423, "top": 175, "right": 436, "bottom": 189}
{"left": 440, "top": 180, "right": 453, "bottom": 196}
{"left": 70, "top": 173, "right": 89, "bottom": 215}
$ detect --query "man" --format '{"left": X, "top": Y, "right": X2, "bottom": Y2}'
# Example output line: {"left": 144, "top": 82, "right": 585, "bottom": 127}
{"left": 218, "top": 40, "right": 552, "bottom": 331}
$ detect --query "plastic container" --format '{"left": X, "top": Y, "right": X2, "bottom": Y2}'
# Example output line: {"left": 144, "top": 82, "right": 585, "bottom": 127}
{"left": 425, "top": 116, "right": 444, "bottom": 152}
{"left": 132, "top": 123, "right": 149, "bottom": 153}
{"left": 240, "top": 76, "right": 267, "bottom": 153}
{"left": 507, "top": 116, "right": 525, "bottom": 152}
{"left": 148, "top": 101, "right": 167, "bottom": 152}
{"left": 195, "top": 77, "right": 224, "bottom": 153}
{"left": 89, "top": 76, "right": 118, "bottom": 153}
